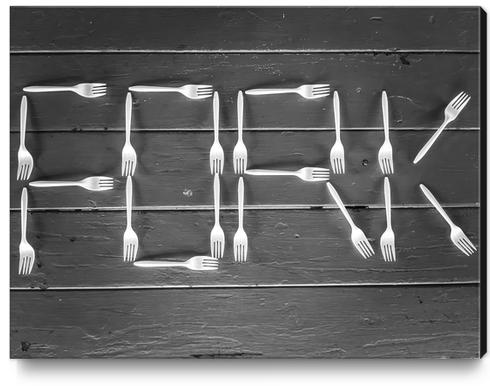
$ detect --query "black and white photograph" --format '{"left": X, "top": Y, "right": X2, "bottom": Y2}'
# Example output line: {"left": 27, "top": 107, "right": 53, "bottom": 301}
{"left": 4, "top": 1, "right": 488, "bottom": 383}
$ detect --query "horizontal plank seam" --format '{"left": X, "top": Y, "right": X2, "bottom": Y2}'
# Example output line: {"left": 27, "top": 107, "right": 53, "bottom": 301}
{"left": 10, "top": 281, "right": 480, "bottom": 291}
{"left": 9, "top": 127, "right": 481, "bottom": 133}
{"left": 9, "top": 203, "right": 481, "bottom": 212}
{"left": 10, "top": 49, "right": 480, "bottom": 55}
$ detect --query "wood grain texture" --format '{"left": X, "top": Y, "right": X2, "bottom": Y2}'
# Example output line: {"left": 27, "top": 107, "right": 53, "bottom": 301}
{"left": 10, "top": 208, "right": 479, "bottom": 289}
{"left": 10, "top": 7, "right": 480, "bottom": 52}
{"left": 11, "top": 285, "right": 480, "bottom": 358}
{"left": 10, "top": 131, "right": 479, "bottom": 208}
{"left": 10, "top": 53, "right": 479, "bottom": 131}
{"left": 9, "top": 7, "right": 483, "bottom": 359}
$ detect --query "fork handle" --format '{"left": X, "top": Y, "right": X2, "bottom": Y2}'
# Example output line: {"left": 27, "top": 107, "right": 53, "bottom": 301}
{"left": 413, "top": 118, "right": 450, "bottom": 164}
{"left": 128, "top": 86, "right": 179, "bottom": 93}
{"left": 214, "top": 174, "right": 220, "bottom": 224}
{"left": 245, "top": 88, "right": 296, "bottom": 96}
{"left": 125, "top": 92, "right": 132, "bottom": 142}
{"left": 213, "top": 91, "right": 219, "bottom": 140}
{"left": 20, "top": 96, "right": 27, "bottom": 147}
{"left": 384, "top": 177, "right": 392, "bottom": 227}
{"left": 23, "top": 86, "right": 73, "bottom": 93}
{"left": 326, "top": 182, "right": 356, "bottom": 229}
{"left": 126, "top": 176, "right": 133, "bottom": 226}
{"left": 382, "top": 90, "right": 390, "bottom": 140}
{"left": 419, "top": 184, "right": 455, "bottom": 228}
{"left": 29, "top": 181, "right": 80, "bottom": 188}
{"left": 333, "top": 91, "right": 341, "bottom": 140}
{"left": 21, "top": 188, "right": 28, "bottom": 242}
{"left": 134, "top": 261, "right": 187, "bottom": 268}
{"left": 245, "top": 169, "right": 296, "bottom": 176}
{"left": 237, "top": 91, "right": 244, "bottom": 141}
{"left": 238, "top": 177, "right": 244, "bottom": 228}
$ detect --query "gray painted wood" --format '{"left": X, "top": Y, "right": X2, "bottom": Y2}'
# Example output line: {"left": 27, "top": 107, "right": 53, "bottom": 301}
{"left": 10, "top": 7, "right": 480, "bottom": 52}
{"left": 10, "top": 7, "right": 482, "bottom": 359}
{"left": 11, "top": 285, "right": 480, "bottom": 358}
{"left": 10, "top": 208, "right": 479, "bottom": 289}
{"left": 10, "top": 53, "right": 479, "bottom": 131}
{"left": 10, "top": 131, "right": 479, "bottom": 208}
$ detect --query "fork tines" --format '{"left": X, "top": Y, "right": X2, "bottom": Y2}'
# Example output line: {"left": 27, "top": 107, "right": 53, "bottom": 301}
{"left": 122, "top": 159, "right": 136, "bottom": 177}
{"left": 124, "top": 243, "right": 137, "bottom": 262}
{"left": 311, "top": 168, "right": 330, "bottom": 180}
{"left": 196, "top": 85, "right": 214, "bottom": 98}
{"left": 356, "top": 237, "right": 375, "bottom": 259}
{"left": 19, "top": 255, "right": 35, "bottom": 275}
{"left": 452, "top": 91, "right": 471, "bottom": 110}
{"left": 380, "top": 158, "right": 393, "bottom": 174}
{"left": 455, "top": 234, "right": 477, "bottom": 256}
{"left": 201, "top": 256, "right": 219, "bottom": 269}
{"left": 17, "top": 164, "right": 32, "bottom": 181}
{"left": 331, "top": 158, "right": 345, "bottom": 174}
{"left": 98, "top": 177, "right": 114, "bottom": 190}
{"left": 91, "top": 83, "right": 107, "bottom": 93}
{"left": 312, "top": 84, "right": 330, "bottom": 96}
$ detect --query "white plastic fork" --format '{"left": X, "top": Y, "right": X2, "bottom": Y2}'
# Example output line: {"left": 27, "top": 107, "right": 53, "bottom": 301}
{"left": 413, "top": 91, "right": 471, "bottom": 164}
{"left": 245, "top": 84, "right": 330, "bottom": 99}
{"left": 245, "top": 167, "right": 329, "bottom": 182}
{"left": 210, "top": 174, "right": 225, "bottom": 258}
{"left": 330, "top": 90, "right": 345, "bottom": 174}
{"left": 123, "top": 176, "right": 139, "bottom": 262}
{"left": 29, "top": 176, "right": 114, "bottom": 191}
{"left": 121, "top": 92, "right": 137, "bottom": 176}
{"left": 420, "top": 184, "right": 477, "bottom": 256}
{"left": 380, "top": 177, "right": 396, "bottom": 262}
{"left": 19, "top": 188, "right": 35, "bottom": 275}
{"left": 134, "top": 256, "right": 219, "bottom": 271}
{"left": 378, "top": 90, "right": 394, "bottom": 174}
{"left": 209, "top": 91, "right": 224, "bottom": 175}
{"left": 233, "top": 90, "right": 248, "bottom": 174}
{"left": 233, "top": 177, "right": 248, "bottom": 263}
{"left": 17, "top": 96, "right": 34, "bottom": 181}
{"left": 327, "top": 182, "right": 374, "bottom": 259}
{"left": 128, "top": 84, "right": 213, "bottom": 99}
{"left": 23, "top": 83, "right": 107, "bottom": 98}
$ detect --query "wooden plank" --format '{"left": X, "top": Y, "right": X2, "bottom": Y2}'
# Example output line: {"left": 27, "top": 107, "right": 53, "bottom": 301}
{"left": 10, "top": 53, "right": 479, "bottom": 131}
{"left": 10, "top": 131, "right": 480, "bottom": 208}
{"left": 10, "top": 207, "right": 479, "bottom": 288}
{"left": 10, "top": 285, "right": 480, "bottom": 358}
{"left": 10, "top": 7, "right": 480, "bottom": 52}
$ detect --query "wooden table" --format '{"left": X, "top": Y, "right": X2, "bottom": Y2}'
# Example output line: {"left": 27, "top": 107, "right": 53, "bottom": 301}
{"left": 10, "top": 7, "right": 483, "bottom": 358}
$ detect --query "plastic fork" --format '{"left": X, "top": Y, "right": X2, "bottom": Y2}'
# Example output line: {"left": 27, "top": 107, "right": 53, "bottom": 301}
{"left": 245, "top": 167, "right": 330, "bottom": 182}
{"left": 209, "top": 91, "right": 224, "bottom": 174}
{"left": 414, "top": 91, "right": 471, "bottom": 164}
{"left": 23, "top": 83, "right": 107, "bottom": 98}
{"left": 121, "top": 92, "right": 137, "bottom": 176}
{"left": 210, "top": 174, "right": 225, "bottom": 258}
{"left": 18, "top": 188, "right": 35, "bottom": 275}
{"left": 420, "top": 184, "right": 477, "bottom": 256}
{"left": 17, "top": 96, "right": 34, "bottom": 181}
{"left": 123, "top": 176, "right": 139, "bottom": 262}
{"left": 233, "top": 91, "right": 248, "bottom": 174}
{"left": 330, "top": 91, "right": 345, "bottom": 174}
{"left": 128, "top": 84, "right": 213, "bottom": 100}
{"left": 378, "top": 90, "right": 394, "bottom": 174}
{"left": 134, "top": 256, "right": 219, "bottom": 271}
{"left": 380, "top": 177, "right": 396, "bottom": 262}
{"left": 29, "top": 176, "right": 114, "bottom": 191}
{"left": 245, "top": 84, "right": 330, "bottom": 99}
{"left": 233, "top": 177, "right": 248, "bottom": 263}
{"left": 327, "top": 182, "right": 374, "bottom": 259}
